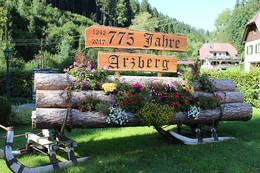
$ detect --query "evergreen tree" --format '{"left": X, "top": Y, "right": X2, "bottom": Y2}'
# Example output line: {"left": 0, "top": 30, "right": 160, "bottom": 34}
{"left": 140, "top": 0, "right": 151, "bottom": 13}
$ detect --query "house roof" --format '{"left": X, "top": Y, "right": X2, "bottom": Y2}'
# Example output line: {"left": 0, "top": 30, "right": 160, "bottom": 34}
{"left": 199, "top": 43, "right": 238, "bottom": 60}
{"left": 241, "top": 12, "right": 260, "bottom": 44}
{"left": 177, "top": 60, "right": 195, "bottom": 65}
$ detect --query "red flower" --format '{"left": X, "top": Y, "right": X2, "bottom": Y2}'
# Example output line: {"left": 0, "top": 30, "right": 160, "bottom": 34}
{"left": 175, "top": 92, "right": 179, "bottom": 95}
{"left": 170, "top": 102, "right": 175, "bottom": 106}
{"left": 117, "top": 91, "right": 121, "bottom": 95}
{"left": 175, "top": 95, "right": 180, "bottom": 99}
{"left": 120, "top": 100, "right": 123, "bottom": 104}
{"left": 185, "top": 96, "right": 189, "bottom": 100}
{"left": 128, "top": 91, "right": 131, "bottom": 96}
{"left": 125, "top": 98, "right": 129, "bottom": 103}
{"left": 176, "top": 101, "right": 180, "bottom": 106}
{"left": 115, "top": 78, "right": 119, "bottom": 81}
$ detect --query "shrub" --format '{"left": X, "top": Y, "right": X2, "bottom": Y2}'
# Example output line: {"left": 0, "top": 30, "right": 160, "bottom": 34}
{"left": 207, "top": 70, "right": 260, "bottom": 108}
{"left": 0, "top": 96, "right": 11, "bottom": 125}
{"left": 137, "top": 103, "right": 174, "bottom": 127}
{"left": 0, "top": 70, "right": 32, "bottom": 98}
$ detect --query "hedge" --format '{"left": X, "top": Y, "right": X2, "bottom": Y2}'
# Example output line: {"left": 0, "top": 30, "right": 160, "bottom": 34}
{"left": 207, "top": 70, "right": 260, "bottom": 108}
{"left": 0, "top": 70, "right": 32, "bottom": 99}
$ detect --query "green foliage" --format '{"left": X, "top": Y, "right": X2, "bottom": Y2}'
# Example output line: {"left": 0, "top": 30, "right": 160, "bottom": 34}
{"left": 95, "top": 101, "right": 111, "bottom": 115}
{"left": 194, "top": 95, "right": 221, "bottom": 110}
{"left": 78, "top": 95, "right": 99, "bottom": 112}
{"left": 0, "top": 96, "right": 11, "bottom": 125}
{"left": 0, "top": 70, "right": 32, "bottom": 98}
{"left": 207, "top": 70, "right": 260, "bottom": 108}
{"left": 137, "top": 103, "right": 174, "bottom": 127}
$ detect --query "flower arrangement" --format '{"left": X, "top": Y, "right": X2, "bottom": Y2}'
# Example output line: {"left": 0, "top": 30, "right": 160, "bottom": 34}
{"left": 106, "top": 107, "right": 128, "bottom": 125}
{"left": 187, "top": 105, "right": 200, "bottom": 119}
{"left": 78, "top": 95, "right": 99, "bottom": 112}
{"left": 64, "top": 61, "right": 108, "bottom": 91}
{"left": 137, "top": 103, "right": 174, "bottom": 127}
{"left": 114, "top": 82, "right": 148, "bottom": 113}
{"left": 194, "top": 95, "right": 221, "bottom": 110}
{"left": 102, "top": 83, "right": 117, "bottom": 94}
{"left": 148, "top": 82, "right": 195, "bottom": 112}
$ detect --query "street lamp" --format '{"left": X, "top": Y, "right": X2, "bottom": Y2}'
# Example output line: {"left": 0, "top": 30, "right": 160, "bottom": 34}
{"left": 3, "top": 46, "right": 11, "bottom": 102}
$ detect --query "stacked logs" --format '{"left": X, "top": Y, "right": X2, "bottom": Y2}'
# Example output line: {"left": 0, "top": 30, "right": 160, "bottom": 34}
{"left": 32, "top": 73, "right": 252, "bottom": 129}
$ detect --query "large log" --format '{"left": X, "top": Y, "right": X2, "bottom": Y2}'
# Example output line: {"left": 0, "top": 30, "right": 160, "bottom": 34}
{"left": 36, "top": 90, "right": 111, "bottom": 108}
{"left": 193, "top": 91, "right": 244, "bottom": 104}
{"left": 32, "top": 102, "right": 252, "bottom": 129}
{"left": 193, "top": 79, "right": 236, "bottom": 91}
{"left": 35, "top": 73, "right": 76, "bottom": 90}
{"left": 34, "top": 73, "right": 185, "bottom": 90}
{"left": 37, "top": 90, "right": 244, "bottom": 108}
{"left": 220, "top": 103, "right": 252, "bottom": 121}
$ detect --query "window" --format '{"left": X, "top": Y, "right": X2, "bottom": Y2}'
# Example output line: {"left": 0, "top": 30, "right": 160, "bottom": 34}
{"left": 247, "top": 45, "right": 253, "bottom": 55}
{"left": 226, "top": 52, "right": 229, "bottom": 56}
{"left": 213, "top": 53, "right": 216, "bottom": 56}
{"left": 258, "top": 43, "right": 260, "bottom": 53}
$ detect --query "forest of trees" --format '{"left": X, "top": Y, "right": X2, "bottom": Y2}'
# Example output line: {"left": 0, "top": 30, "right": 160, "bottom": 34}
{"left": 0, "top": 0, "right": 259, "bottom": 71}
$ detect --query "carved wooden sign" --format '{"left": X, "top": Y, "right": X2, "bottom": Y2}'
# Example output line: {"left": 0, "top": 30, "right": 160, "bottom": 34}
{"left": 98, "top": 52, "right": 177, "bottom": 72}
{"left": 85, "top": 25, "right": 187, "bottom": 51}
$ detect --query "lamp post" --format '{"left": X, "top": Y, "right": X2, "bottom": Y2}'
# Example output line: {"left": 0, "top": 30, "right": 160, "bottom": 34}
{"left": 3, "top": 46, "right": 11, "bottom": 102}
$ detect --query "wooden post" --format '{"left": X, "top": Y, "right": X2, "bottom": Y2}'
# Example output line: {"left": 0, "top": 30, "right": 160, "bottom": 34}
{"left": 114, "top": 48, "right": 120, "bottom": 76}
{"left": 157, "top": 50, "right": 162, "bottom": 77}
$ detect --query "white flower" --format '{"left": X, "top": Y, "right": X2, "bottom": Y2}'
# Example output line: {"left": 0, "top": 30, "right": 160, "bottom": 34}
{"left": 106, "top": 107, "right": 128, "bottom": 125}
{"left": 187, "top": 106, "right": 200, "bottom": 119}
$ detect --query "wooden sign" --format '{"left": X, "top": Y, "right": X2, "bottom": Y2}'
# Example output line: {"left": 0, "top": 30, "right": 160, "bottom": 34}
{"left": 98, "top": 52, "right": 177, "bottom": 72}
{"left": 86, "top": 25, "right": 187, "bottom": 51}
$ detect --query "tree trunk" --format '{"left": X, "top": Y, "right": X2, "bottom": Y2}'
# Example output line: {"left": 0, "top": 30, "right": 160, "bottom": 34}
{"left": 32, "top": 102, "right": 252, "bottom": 129}
{"left": 36, "top": 90, "right": 111, "bottom": 108}
{"left": 193, "top": 79, "right": 236, "bottom": 91}
{"left": 194, "top": 91, "right": 244, "bottom": 104}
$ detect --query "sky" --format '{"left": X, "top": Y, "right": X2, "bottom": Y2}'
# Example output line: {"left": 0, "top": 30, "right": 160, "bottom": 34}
{"left": 148, "top": 0, "right": 236, "bottom": 31}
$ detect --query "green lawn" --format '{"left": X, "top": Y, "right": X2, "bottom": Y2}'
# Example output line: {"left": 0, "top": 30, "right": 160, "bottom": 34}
{"left": 1, "top": 108, "right": 260, "bottom": 173}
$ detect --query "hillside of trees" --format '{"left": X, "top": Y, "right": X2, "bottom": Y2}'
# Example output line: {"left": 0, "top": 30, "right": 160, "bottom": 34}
{"left": 0, "top": 0, "right": 259, "bottom": 71}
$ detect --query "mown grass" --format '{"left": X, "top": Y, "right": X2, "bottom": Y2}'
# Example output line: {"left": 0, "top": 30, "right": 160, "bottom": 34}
{"left": 0, "top": 108, "right": 260, "bottom": 173}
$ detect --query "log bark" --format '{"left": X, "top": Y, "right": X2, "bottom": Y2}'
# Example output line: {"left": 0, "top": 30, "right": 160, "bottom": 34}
{"left": 36, "top": 90, "right": 111, "bottom": 108}
{"left": 194, "top": 79, "right": 236, "bottom": 91}
{"left": 32, "top": 102, "right": 252, "bottom": 129}
{"left": 220, "top": 103, "right": 252, "bottom": 121}
{"left": 108, "top": 75, "right": 185, "bottom": 85}
{"left": 34, "top": 73, "right": 185, "bottom": 90}
{"left": 193, "top": 91, "right": 244, "bottom": 104}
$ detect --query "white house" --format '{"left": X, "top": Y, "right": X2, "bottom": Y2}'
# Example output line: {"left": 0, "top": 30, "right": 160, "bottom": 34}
{"left": 199, "top": 43, "right": 241, "bottom": 71}
{"left": 241, "top": 12, "right": 260, "bottom": 72}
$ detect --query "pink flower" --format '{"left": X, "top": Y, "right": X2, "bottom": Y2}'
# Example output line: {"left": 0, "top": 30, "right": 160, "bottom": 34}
{"left": 69, "top": 65, "right": 72, "bottom": 68}
{"left": 177, "top": 72, "right": 182, "bottom": 75}
{"left": 73, "top": 62, "right": 78, "bottom": 66}
{"left": 190, "top": 73, "right": 193, "bottom": 77}
{"left": 76, "top": 67, "right": 80, "bottom": 70}
{"left": 103, "top": 65, "right": 109, "bottom": 71}
{"left": 98, "top": 64, "right": 101, "bottom": 68}
{"left": 79, "top": 64, "right": 82, "bottom": 68}
{"left": 86, "top": 66, "right": 91, "bottom": 71}
{"left": 79, "top": 73, "right": 82, "bottom": 76}
{"left": 79, "top": 88, "right": 82, "bottom": 92}
{"left": 79, "top": 81, "right": 83, "bottom": 85}
{"left": 92, "top": 69, "right": 96, "bottom": 73}
{"left": 63, "top": 68, "right": 68, "bottom": 72}
{"left": 74, "top": 81, "right": 78, "bottom": 85}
